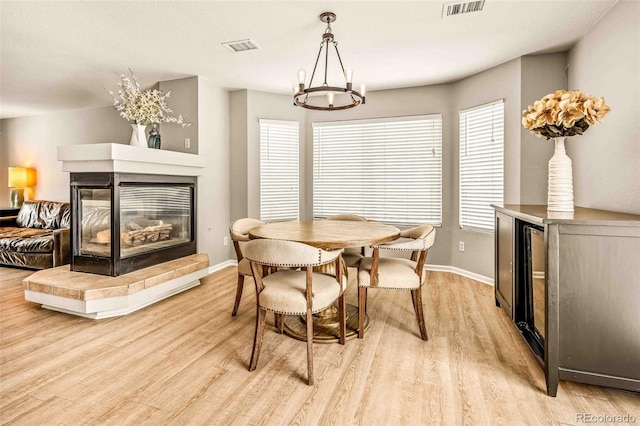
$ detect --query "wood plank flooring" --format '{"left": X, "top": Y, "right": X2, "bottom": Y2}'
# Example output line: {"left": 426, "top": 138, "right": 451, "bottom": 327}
{"left": 1, "top": 266, "right": 638, "bottom": 425}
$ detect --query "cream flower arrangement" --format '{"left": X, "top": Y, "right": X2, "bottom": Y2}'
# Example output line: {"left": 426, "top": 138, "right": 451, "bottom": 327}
{"left": 522, "top": 89, "right": 610, "bottom": 139}
{"left": 109, "top": 70, "right": 190, "bottom": 127}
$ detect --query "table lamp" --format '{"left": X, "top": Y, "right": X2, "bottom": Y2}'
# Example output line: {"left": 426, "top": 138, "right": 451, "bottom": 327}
{"left": 8, "top": 167, "right": 37, "bottom": 208}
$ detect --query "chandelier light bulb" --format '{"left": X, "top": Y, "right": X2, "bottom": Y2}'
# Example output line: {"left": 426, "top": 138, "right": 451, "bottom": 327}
{"left": 327, "top": 92, "right": 335, "bottom": 106}
{"left": 345, "top": 68, "right": 353, "bottom": 83}
{"left": 297, "top": 69, "right": 306, "bottom": 85}
{"left": 360, "top": 84, "right": 366, "bottom": 97}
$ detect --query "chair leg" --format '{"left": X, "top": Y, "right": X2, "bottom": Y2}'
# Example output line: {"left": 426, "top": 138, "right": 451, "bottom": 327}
{"left": 249, "top": 307, "right": 266, "bottom": 371}
{"left": 364, "top": 288, "right": 368, "bottom": 313}
{"left": 411, "top": 288, "right": 417, "bottom": 312}
{"left": 232, "top": 275, "right": 245, "bottom": 316}
{"left": 358, "top": 286, "right": 366, "bottom": 339}
{"left": 306, "top": 308, "right": 314, "bottom": 385}
{"left": 277, "top": 313, "right": 285, "bottom": 334}
{"left": 411, "top": 288, "right": 428, "bottom": 341}
{"left": 338, "top": 294, "right": 346, "bottom": 345}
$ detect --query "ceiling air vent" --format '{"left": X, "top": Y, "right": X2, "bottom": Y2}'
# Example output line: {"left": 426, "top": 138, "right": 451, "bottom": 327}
{"left": 441, "top": 0, "right": 485, "bottom": 18}
{"left": 222, "top": 39, "right": 261, "bottom": 53}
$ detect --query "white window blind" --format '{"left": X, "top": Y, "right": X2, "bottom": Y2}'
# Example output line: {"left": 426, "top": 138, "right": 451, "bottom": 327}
{"left": 259, "top": 119, "right": 299, "bottom": 221}
{"left": 313, "top": 115, "right": 442, "bottom": 226}
{"left": 459, "top": 100, "right": 504, "bottom": 232}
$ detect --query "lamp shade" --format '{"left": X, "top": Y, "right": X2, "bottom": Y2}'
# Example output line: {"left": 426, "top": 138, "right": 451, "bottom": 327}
{"left": 8, "top": 167, "right": 37, "bottom": 188}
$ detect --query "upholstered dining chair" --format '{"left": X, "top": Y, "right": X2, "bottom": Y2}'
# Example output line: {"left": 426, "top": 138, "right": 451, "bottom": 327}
{"left": 229, "top": 218, "right": 265, "bottom": 316}
{"left": 327, "top": 214, "right": 368, "bottom": 268}
{"left": 243, "top": 239, "right": 347, "bottom": 385}
{"left": 357, "top": 224, "right": 436, "bottom": 341}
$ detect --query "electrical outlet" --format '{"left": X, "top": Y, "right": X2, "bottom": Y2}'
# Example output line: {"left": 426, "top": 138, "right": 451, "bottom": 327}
{"left": 223, "top": 237, "right": 229, "bottom": 246}
{"left": 459, "top": 241, "right": 465, "bottom": 252}
{"left": 184, "top": 138, "right": 191, "bottom": 149}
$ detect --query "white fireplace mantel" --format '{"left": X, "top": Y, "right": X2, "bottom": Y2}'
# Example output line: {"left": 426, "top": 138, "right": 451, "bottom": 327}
{"left": 57, "top": 143, "right": 205, "bottom": 176}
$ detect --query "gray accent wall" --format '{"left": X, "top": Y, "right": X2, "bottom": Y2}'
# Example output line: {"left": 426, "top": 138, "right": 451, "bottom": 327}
{"left": 0, "top": 106, "right": 130, "bottom": 203}
{"left": 158, "top": 77, "right": 199, "bottom": 154}
{"left": 520, "top": 53, "right": 568, "bottom": 205}
{"left": 568, "top": 0, "right": 640, "bottom": 214}
{"left": 196, "top": 76, "right": 233, "bottom": 264}
{"left": 229, "top": 90, "right": 306, "bottom": 222}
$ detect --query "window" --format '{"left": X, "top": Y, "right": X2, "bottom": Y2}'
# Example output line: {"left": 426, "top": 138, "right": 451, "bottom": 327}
{"left": 313, "top": 115, "right": 442, "bottom": 226}
{"left": 459, "top": 100, "right": 504, "bottom": 232}
{"left": 259, "top": 119, "right": 299, "bottom": 221}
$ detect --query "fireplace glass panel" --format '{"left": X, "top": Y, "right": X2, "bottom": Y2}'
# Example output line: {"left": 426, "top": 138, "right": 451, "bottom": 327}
{"left": 79, "top": 188, "right": 112, "bottom": 257}
{"left": 119, "top": 185, "right": 192, "bottom": 258}
{"left": 71, "top": 172, "right": 196, "bottom": 277}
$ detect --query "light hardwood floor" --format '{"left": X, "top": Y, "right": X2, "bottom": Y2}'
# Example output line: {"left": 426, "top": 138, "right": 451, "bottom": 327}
{"left": 1, "top": 266, "right": 638, "bottom": 425}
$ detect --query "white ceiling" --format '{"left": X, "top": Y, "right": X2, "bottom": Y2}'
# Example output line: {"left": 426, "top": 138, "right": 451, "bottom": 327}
{"left": 0, "top": 0, "right": 617, "bottom": 119}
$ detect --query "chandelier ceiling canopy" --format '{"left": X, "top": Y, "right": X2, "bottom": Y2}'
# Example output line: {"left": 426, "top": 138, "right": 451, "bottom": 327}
{"left": 293, "top": 12, "right": 366, "bottom": 111}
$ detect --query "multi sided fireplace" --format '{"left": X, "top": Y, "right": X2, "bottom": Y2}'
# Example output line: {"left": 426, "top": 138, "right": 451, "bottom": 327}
{"left": 70, "top": 172, "right": 196, "bottom": 276}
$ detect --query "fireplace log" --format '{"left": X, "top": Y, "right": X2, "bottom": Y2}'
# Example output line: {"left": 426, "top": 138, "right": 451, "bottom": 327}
{"left": 121, "top": 224, "right": 173, "bottom": 246}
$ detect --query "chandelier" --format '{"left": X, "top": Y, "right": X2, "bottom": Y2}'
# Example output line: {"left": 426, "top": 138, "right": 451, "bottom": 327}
{"left": 293, "top": 12, "right": 366, "bottom": 111}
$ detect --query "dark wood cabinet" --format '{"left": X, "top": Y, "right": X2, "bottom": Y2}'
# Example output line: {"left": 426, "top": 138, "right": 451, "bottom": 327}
{"left": 494, "top": 211, "right": 514, "bottom": 319}
{"left": 493, "top": 204, "right": 640, "bottom": 396}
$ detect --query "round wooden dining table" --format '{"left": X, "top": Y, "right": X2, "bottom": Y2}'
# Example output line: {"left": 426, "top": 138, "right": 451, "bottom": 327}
{"left": 249, "top": 219, "right": 400, "bottom": 343}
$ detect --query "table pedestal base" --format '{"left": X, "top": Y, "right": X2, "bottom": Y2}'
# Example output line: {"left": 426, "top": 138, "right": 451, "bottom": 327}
{"left": 283, "top": 304, "right": 369, "bottom": 343}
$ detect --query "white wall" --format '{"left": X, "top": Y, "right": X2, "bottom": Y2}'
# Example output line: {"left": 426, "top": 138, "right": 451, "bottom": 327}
{"left": 568, "top": 0, "right": 640, "bottom": 214}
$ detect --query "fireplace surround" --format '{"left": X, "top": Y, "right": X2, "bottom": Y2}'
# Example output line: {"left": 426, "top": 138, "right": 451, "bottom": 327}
{"left": 58, "top": 143, "right": 206, "bottom": 277}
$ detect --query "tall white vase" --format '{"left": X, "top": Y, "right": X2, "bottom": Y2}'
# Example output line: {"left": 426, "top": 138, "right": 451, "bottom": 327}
{"left": 547, "top": 136, "right": 574, "bottom": 212}
{"left": 129, "top": 123, "right": 147, "bottom": 147}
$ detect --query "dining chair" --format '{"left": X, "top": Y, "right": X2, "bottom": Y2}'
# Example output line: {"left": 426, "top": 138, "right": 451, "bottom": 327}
{"left": 229, "top": 218, "right": 265, "bottom": 316}
{"left": 327, "top": 214, "right": 367, "bottom": 268}
{"left": 357, "top": 224, "right": 436, "bottom": 340}
{"left": 243, "top": 238, "right": 347, "bottom": 385}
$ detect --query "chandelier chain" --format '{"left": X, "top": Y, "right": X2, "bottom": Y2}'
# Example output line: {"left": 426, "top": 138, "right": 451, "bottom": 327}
{"left": 333, "top": 41, "right": 347, "bottom": 76}
{"left": 308, "top": 42, "right": 324, "bottom": 89}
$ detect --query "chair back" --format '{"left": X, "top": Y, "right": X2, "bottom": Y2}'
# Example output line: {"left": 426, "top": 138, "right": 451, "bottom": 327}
{"left": 230, "top": 218, "right": 264, "bottom": 242}
{"left": 400, "top": 224, "right": 436, "bottom": 250}
{"left": 327, "top": 214, "right": 367, "bottom": 222}
{"left": 372, "top": 224, "right": 435, "bottom": 252}
{"left": 230, "top": 217, "right": 264, "bottom": 261}
{"left": 244, "top": 239, "right": 341, "bottom": 268}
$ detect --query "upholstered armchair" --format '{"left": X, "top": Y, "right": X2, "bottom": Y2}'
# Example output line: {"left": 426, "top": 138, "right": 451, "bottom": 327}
{"left": 229, "top": 218, "right": 265, "bottom": 316}
{"left": 243, "top": 238, "right": 347, "bottom": 385}
{"left": 357, "top": 224, "right": 436, "bottom": 340}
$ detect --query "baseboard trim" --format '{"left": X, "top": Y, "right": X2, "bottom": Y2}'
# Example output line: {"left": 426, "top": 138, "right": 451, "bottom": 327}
{"left": 425, "top": 264, "right": 494, "bottom": 286}
{"left": 209, "top": 259, "right": 237, "bottom": 274}
{"left": 213, "top": 259, "right": 494, "bottom": 287}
